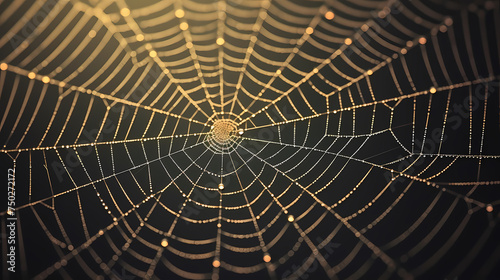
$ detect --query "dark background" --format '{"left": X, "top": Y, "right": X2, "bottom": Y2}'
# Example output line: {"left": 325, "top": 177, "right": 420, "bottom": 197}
{"left": 1, "top": 0, "right": 500, "bottom": 279}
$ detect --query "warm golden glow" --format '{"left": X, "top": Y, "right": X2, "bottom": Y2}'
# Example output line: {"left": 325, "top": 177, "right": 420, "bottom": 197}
{"left": 175, "top": 9, "right": 185, "bottom": 18}
{"left": 216, "top": 38, "right": 225, "bottom": 45}
{"left": 120, "top": 8, "right": 130, "bottom": 17}
{"left": 205, "top": 119, "right": 239, "bottom": 153}
{"left": 180, "top": 22, "right": 189, "bottom": 30}
{"left": 213, "top": 121, "right": 233, "bottom": 142}
{"left": 161, "top": 238, "right": 168, "bottom": 247}
{"left": 2, "top": 2, "right": 495, "bottom": 280}
{"left": 325, "top": 11, "right": 334, "bottom": 20}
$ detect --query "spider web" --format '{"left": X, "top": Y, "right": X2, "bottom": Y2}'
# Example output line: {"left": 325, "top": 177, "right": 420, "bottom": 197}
{"left": 1, "top": 0, "right": 500, "bottom": 279}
